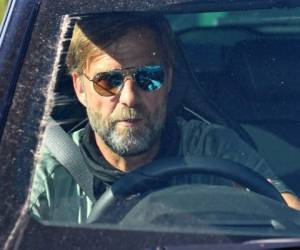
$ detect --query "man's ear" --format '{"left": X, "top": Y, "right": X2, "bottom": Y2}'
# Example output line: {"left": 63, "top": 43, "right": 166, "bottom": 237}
{"left": 71, "top": 72, "right": 87, "bottom": 107}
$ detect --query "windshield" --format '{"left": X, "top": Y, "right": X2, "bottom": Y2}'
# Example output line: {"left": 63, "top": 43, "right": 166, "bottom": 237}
{"left": 29, "top": 6, "right": 300, "bottom": 238}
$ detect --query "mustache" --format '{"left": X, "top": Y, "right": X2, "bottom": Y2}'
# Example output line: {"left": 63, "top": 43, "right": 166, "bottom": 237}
{"left": 110, "top": 107, "right": 144, "bottom": 122}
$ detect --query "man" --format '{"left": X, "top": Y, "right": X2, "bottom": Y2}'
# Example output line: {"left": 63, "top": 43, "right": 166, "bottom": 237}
{"left": 30, "top": 14, "right": 300, "bottom": 223}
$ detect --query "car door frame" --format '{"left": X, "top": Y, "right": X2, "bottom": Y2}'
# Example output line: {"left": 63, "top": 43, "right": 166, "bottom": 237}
{"left": 2, "top": 0, "right": 300, "bottom": 249}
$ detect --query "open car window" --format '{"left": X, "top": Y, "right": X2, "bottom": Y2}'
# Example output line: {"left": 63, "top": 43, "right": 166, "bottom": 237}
{"left": 31, "top": 8, "right": 300, "bottom": 226}
{"left": 3, "top": 1, "right": 300, "bottom": 249}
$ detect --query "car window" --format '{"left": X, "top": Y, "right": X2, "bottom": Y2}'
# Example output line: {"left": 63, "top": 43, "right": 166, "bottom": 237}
{"left": 175, "top": 10, "right": 300, "bottom": 198}
{"left": 4, "top": 2, "right": 300, "bottom": 249}
{"left": 27, "top": 6, "right": 300, "bottom": 231}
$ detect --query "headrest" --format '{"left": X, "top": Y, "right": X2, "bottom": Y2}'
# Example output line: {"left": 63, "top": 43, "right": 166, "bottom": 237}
{"left": 228, "top": 39, "right": 300, "bottom": 101}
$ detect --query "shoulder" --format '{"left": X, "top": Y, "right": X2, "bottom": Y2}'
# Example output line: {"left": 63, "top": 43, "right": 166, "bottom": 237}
{"left": 175, "top": 117, "right": 292, "bottom": 193}
{"left": 176, "top": 118, "right": 265, "bottom": 173}
{"left": 177, "top": 117, "right": 237, "bottom": 138}
{"left": 176, "top": 117, "right": 245, "bottom": 157}
{"left": 30, "top": 147, "right": 61, "bottom": 204}
{"left": 176, "top": 117, "right": 270, "bottom": 175}
{"left": 30, "top": 128, "right": 85, "bottom": 209}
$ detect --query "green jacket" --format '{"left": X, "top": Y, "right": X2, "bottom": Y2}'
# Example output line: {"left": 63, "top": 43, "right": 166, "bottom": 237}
{"left": 30, "top": 130, "right": 93, "bottom": 223}
{"left": 30, "top": 118, "right": 289, "bottom": 224}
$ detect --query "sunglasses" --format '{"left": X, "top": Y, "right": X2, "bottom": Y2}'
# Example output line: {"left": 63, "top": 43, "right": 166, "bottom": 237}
{"left": 83, "top": 65, "right": 165, "bottom": 97}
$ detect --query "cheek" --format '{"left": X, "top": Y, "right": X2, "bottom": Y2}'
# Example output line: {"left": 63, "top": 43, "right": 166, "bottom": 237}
{"left": 85, "top": 89, "right": 118, "bottom": 117}
{"left": 143, "top": 88, "right": 168, "bottom": 113}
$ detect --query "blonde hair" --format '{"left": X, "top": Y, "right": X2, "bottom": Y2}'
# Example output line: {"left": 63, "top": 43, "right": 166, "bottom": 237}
{"left": 66, "top": 14, "right": 176, "bottom": 75}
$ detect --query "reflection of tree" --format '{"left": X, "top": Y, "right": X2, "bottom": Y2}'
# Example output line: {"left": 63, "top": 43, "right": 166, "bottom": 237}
{"left": 0, "top": 0, "right": 8, "bottom": 23}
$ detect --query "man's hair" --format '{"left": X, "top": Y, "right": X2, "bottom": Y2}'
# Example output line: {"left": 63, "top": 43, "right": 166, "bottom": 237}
{"left": 66, "top": 13, "right": 177, "bottom": 75}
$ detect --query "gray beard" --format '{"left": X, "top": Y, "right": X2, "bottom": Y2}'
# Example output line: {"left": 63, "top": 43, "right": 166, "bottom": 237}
{"left": 87, "top": 105, "right": 166, "bottom": 157}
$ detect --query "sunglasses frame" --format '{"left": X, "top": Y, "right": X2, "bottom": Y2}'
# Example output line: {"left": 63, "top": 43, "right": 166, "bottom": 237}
{"left": 82, "top": 64, "right": 165, "bottom": 97}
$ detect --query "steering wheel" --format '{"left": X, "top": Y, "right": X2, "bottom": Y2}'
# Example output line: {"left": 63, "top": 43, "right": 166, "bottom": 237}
{"left": 87, "top": 157, "right": 285, "bottom": 224}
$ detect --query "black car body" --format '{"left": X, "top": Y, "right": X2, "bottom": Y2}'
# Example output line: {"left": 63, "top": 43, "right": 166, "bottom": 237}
{"left": 2, "top": 0, "right": 300, "bottom": 249}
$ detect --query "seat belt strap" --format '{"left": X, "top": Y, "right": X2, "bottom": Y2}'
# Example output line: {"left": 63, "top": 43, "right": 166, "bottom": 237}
{"left": 43, "top": 118, "right": 96, "bottom": 202}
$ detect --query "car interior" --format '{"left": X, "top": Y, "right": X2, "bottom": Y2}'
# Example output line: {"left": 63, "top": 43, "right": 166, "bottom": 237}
{"left": 176, "top": 12, "right": 300, "bottom": 197}
{"left": 49, "top": 10, "right": 300, "bottom": 200}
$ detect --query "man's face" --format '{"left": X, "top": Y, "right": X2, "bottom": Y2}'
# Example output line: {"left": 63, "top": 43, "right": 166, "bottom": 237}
{"left": 74, "top": 28, "right": 172, "bottom": 156}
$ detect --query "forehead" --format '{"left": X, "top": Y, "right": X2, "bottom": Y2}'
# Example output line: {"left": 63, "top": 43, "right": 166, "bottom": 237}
{"left": 109, "top": 28, "right": 160, "bottom": 54}
{"left": 86, "top": 28, "right": 163, "bottom": 72}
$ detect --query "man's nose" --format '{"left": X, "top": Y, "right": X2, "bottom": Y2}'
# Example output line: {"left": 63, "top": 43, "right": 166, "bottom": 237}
{"left": 118, "top": 76, "right": 140, "bottom": 107}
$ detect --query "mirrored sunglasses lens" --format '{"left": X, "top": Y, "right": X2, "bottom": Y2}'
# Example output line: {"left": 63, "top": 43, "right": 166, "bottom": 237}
{"left": 136, "top": 65, "right": 164, "bottom": 92}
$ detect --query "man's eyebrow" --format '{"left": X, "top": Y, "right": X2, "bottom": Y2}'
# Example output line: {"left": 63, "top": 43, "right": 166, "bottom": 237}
{"left": 91, "top": 67, "right": 123, "bottom": 74}
{"left": 92, "top": 65, "right": 136, "bottom": 73}
{"left": 92, "top": 67, "right": 121, "bottom": 73}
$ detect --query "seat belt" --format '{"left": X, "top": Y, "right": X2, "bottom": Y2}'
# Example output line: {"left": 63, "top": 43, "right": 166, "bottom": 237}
{"left": 43, "top": 117, "right": 96, "bottom": 202}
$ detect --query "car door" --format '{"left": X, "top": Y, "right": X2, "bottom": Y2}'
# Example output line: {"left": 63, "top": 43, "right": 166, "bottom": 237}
{"left": 2, "top": 1, "right": 300, "bottom": 249}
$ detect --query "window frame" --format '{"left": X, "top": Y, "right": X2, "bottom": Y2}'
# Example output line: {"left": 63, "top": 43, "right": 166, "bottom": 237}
{"left": 2, "top": 0, "right": 300, "bottom": 249}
